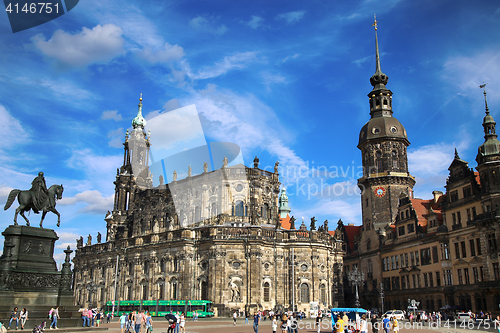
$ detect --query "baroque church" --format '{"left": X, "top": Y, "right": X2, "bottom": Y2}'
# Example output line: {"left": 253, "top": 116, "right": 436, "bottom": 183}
{"left": 72, "top": 95, "right": 345, "bottom": 315}
{"left": 342, "top": 20, "right": 500, "bottom": 314}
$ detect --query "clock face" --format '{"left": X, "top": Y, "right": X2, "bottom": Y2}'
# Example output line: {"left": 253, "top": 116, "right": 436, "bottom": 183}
{"left": 375, "top": 187, "right": 386, "bottom": 197}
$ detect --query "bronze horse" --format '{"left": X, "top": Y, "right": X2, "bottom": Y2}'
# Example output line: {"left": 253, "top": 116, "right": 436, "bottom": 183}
{"left": 4, "top": 184, "right": 64, "bottom": 227}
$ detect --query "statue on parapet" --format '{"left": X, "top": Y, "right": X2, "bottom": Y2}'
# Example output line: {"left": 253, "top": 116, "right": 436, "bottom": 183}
{"left": 310, "top": 216, "right": 317, "bottom": 230}
{"left": 3, "top": 171, "right": 64, "bottom": 227}
{"left": 76, "top": 236, "right": 83, "bottom": 248}
{"left": 289, "top": 216, "right": 296, "bottom": 229}
{"left": 97, "top": 232, "right": 102, "bottom": 243}
{"left": 87, "top": 234, "right": 92, "bottom": 246}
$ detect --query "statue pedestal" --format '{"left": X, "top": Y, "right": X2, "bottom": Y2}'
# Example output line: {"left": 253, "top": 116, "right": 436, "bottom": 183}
{"left": 2, "top": 225, "right": 58, "bottom": 273}
{"left": 0, "top": 225, "right": 79, "bottom": 327}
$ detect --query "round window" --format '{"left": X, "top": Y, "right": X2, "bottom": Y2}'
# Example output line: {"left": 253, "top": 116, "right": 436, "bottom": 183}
{"left": 320, "top": 265, "right": 326, "bottom": 272}
{"left": 233, "top": 261, "right": 241, "bottom": 269}
{"left": 264, "top": 263, "right": 270, "bottom": 270}
{"left": 236, "top": 184, "right": 243, "bottom": 192}
{"left": 372, "top": 127, "right": 381, "bottom": 134}
{"left": 300, "top": 264, "right": 308, "bottom": 272}
{"left": 390, "top": 126, "right": 398, "bottom": 134}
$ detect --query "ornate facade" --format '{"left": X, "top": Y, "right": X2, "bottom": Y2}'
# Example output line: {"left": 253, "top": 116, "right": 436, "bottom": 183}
{"left": 343, "top": 22, "right": 500, "bottom": 315}
{"left": 72, "top": 97, "right": 345, "bottom": 315}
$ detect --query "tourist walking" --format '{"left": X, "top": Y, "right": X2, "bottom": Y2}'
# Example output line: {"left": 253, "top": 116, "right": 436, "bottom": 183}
{"left": 272, "top": 316, "right": 277, "bottom": 333}
{"left": 370, "top": 314, "right": 377, "bottom": 333}
{"left": 107, "top": 312, "right": 111, "bottom": 324}
{"left": 253, "top": 312, "right": 261, "bottom": 333}
{"left": 233, "top": 311, "right": 238, "bottom": 325}
{"left": 360, "top": 315, "right": 367, "bottom": 333}
{"left": 49, "top": 306, "right": 59, "bottom": 329}
{"left": 145, "top": 312, "right": 153, "bottom": 333}
{"left": 167, "top": 317, "right": 176, "bottom": 333}
{"left": 316, "top": 310, "right": 322, "bottom": 333}
{"left": 119, "top": 313, "right": 127, "bottom": 333}
{"left": 391, "top": 318, "right": 398, "bottom": 333}
{"left": 87, "top": 309, "right": 93, "bottom": 327}
{"left": 280, "top": 314, "right": 288, "bottom": 333}
{"left": 179, "top": 312, "right": 185, "bottom": 333}
{"left": 245, "top": 311, "right": 249, "bottom": 324}
{"left": 382, "top": 315, "right": 390, "bottom": 333}
{"left": 174, "top": 312, "right": 180, "bottom": 333}
{"left": 133, "top": 311, "right": 141, "bottom": 333}
{"left": 19, "top": 309, "right": 28, "bottom": 330}
{"left": 335, "top": 315, "right": 344, "bottom": 333}
{"left": 95, "top": 310, "right": 101, "bottom": 328}
{"left": 8, "top": 307, "right": 19, "bottom": 330}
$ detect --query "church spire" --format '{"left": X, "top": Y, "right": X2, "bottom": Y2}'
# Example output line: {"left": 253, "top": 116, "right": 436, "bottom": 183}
{"left": 480, "top": 84, "right": 497, "bottom": 140}
{"left": 370, "top": 14, "right": 389, "bottom": 90}
{"left": 132, "top": 93, "right": 147, "bottom": 129}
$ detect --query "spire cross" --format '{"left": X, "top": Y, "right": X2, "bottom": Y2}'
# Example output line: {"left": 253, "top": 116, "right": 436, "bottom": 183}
{"left": 373, "top": 14, "right": 381, "bottom": 74}
{"left": 372, "top": 14, "right": 378, "bottom": 30}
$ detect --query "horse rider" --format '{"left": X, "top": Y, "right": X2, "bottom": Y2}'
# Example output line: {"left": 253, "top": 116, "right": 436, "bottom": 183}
{"left": 30, "top": 172, "right": 49, "bottom": 213}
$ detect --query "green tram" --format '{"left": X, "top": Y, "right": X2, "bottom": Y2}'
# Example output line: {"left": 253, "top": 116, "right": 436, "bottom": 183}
{"left": 105, "top": 300, "right": 214, "bottom": 318}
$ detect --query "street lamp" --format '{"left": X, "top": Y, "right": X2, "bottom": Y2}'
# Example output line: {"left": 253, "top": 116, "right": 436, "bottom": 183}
{"left": 347, "top": 266, "right": 364, "bottom": 308}
{"left": 379, "top": 283, "right": 385, "bottom": 314}
{"left": 86, "top": 281, "right": 97, "bottom": 308}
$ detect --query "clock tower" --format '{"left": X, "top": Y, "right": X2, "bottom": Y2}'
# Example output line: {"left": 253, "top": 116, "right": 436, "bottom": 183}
{"left": 357, "top": 17, "right": 415, "bottom": 231}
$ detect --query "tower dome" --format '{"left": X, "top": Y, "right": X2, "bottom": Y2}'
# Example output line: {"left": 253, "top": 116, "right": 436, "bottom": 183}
{"left": 132, "top": 93, "right": 147, "bottom": 129}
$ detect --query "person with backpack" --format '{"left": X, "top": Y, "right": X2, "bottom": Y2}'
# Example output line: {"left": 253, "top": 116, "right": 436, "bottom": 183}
{"left": 49, "top": 306, "right": 59, "bottom": 329}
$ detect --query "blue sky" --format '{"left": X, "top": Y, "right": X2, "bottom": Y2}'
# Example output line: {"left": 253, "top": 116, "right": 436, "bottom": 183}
{"left": 1, "top": 0, "right": 500, "bottom": 264}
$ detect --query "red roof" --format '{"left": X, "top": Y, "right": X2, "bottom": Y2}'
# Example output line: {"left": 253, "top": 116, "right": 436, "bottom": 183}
{"left": 343, "top": 225, "right": 362, "bottom": 252}
{"left": 280, "top": 215, "right": 291, "bottom": 230}
{"left": 409, "top": 194, "right": 444, "bottom": 230}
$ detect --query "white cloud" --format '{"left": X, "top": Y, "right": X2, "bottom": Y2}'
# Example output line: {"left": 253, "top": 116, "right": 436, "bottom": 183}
{"left": 54, "top": 231, "right": 79, "bottom": 250}
{"left": 189, "top": 52, "right": 261, "bottom": 80}
{"left": 107, "top": 128, "right": 124, "bottom": 148}
{"left": 189, "top": 16, "right": 227, "bottom": 35}
{"left": 280, "top": 53, "right": 300, "bottom": 64}
{"left": 275, "top": 11, "right": 306, "bottom": 24}
{"left": 163, "top": 99, "right": 181, "bottom": 112}
{"left": 0, "top": 105, "right": 29, "bottom": 150}
{"left": 14, "top": 76, "right": 93, "bottom": 101}
{"left": 101, "top": 110, "right": 122, "bottom": 121}
{"left": 262, "top": 72, "right": 287, "bottom": 87}
{"left": 442, "top": 49, "right": 500, "bottom": 107}
{"left": 59, "top": 190, "right": 114, "bottom": 214}
{"left": 66, "top": 149, "right": 122, "bottom": 194}
{"left": 33, "top": 24, "right": 125, "bottom": 68}
{"left": 245, "top": 16, "right": 265, "bottom": 29}
{"left": 138, "top": 42, "right": 185, "bottom": 64}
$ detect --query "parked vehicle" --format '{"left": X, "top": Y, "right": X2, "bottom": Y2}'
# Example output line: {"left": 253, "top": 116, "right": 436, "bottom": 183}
{"left": 383, "top": 310, "right": 405, "bottom": 321}
{"left": 456, "top": 313, "right": 474, "bottom": 323}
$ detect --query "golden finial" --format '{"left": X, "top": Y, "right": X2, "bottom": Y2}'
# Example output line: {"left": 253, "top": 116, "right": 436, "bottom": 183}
{"left": 372, "top": 14, "right": 378, "bottom": 31}
{"left": 139, "top": 93, "right": 143, "bottom": 102}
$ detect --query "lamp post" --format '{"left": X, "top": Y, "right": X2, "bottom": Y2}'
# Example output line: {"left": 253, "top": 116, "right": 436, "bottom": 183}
{"left": 348, "top": 266, "right": 364, "bottom": 308}
{"left": 379, "top": 282, "right": 385, "bottom": 314}
{"left": 86, "top": 281, "right": 97, "bottom": 308}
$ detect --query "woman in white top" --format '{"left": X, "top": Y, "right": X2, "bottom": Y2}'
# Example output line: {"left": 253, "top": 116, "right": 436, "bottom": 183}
{"left": 19, "top": 308, "right": 28, "bottom": 330}
{"left": 272, "top": 316, "right": 277, "bottom": 333}
{"left": 359, "top": 315, "right": 368, "bottom": 333}
{"left": 179, "top": 313, "right": 186, "bottom": 333}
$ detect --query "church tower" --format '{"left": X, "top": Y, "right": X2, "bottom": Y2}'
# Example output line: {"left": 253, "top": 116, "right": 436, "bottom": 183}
{"left": 476, "top": 85, "right": 500, "bottom": 212}
{"left": 107, "top": 94, "right": 152, "bottom": 241}
{"left": 357, "top": 17, "right": 415, "bottom": 231}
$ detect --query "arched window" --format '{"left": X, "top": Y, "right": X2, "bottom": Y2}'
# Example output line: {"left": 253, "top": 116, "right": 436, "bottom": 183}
{"left": 127, "top": 285, "right": 133, "bottom": 300}
{"left": 128, "top": 263, "right": 134, "bottom": 276}
{"left": 320, "top": 284, "right": 326, "bottom": 305}
{"left": 161, "top": 259, "right": 166, "bottom": 273}
{"left": 235, "top": 201, "right": 244, "bottom": 217}
{"left": 263, "top": 203, "right": 269, "bottom": 218}
{"left": 211, "top": 202, "right": 217, "bottom": 217}
{"left": 263, "top": 282, "right": 270, "bottom": 302}
{"left": 159, "top": 283, "right": 164, "bottom": 299}
{"left": 367, "top": 238, "right": 371, "bottom": 251}
{"left": 173, "top": 258, "right": 179, "bottom": 272}
{"left": 142, "top": 284, "right": 148, "bottom": 300}
{"left": 201, "top": 280, "right": 208, "bottom": 300}
{"left": 143, "top": 261, "right": 149, "bottom": 275}
{"left": 172, "top": 281, "right": 178, "bottom": 300}
{"left": 300, "top": 283, "right": 310, "bottom": 303}
{"left": 195, "top": 206, "right": 201, "bottom": 222}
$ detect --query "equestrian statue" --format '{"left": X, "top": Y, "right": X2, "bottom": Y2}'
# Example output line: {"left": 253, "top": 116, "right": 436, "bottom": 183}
{"left": 3, "top": 172, "right": 64, "bottom": 227}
